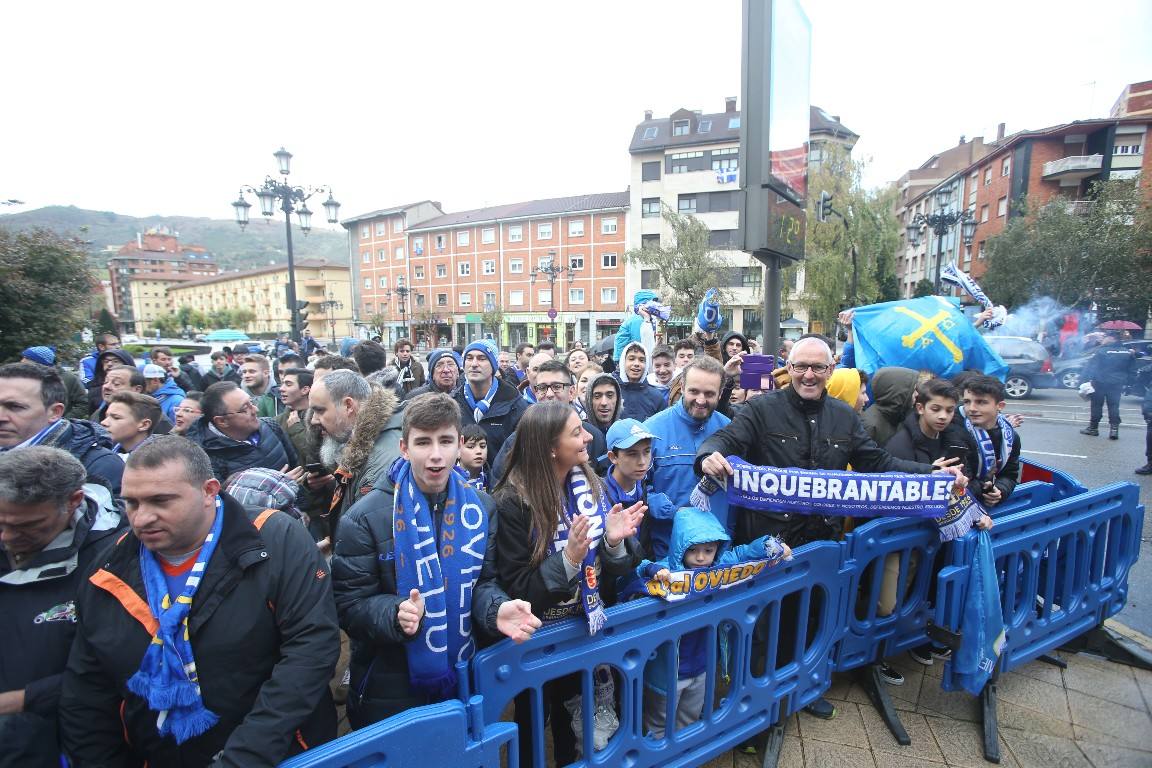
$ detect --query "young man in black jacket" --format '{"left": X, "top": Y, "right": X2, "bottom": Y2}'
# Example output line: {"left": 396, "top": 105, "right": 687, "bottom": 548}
{"left": 331, "top": 393, "right": 538, "bottom": 728}
{"left": 59, "top": 436, "right": 338, "bottom": 768}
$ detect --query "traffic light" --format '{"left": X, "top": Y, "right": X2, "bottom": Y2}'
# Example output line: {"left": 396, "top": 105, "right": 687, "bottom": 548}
{"left": 817, "top": 191, "right": 833, "bottom": 223}
{"left": 294, "top": 300, "right": 310, "bottom": 336}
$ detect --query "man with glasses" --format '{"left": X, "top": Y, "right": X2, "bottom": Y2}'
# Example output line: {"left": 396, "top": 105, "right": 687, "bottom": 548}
{"left": 403, "top": 349, "right": 461, "bottom": 401}
{"left": 696, "top": 336, "right": 964, "bottom": 725}
{"left": 184, "top": 381, "right": 299, "bottom": 482}
{"left": 490, "top": 359, "right": 609, "bottom": 482}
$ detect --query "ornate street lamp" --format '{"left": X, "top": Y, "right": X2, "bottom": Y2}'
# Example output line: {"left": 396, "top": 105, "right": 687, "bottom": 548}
{"left": 318, "top": 290, "right": 345, "bottom": 346}
{"left": 530, "top": 249, "right": 577, "bottom": 340}
{"left": 385, "top": 276, "right": 411, "bottom": 341}
{"left": 906, "top": 183, "right": 977, "bottom": 292}
{"left": 231, "top": 148, "right": 340, "bottom": 341}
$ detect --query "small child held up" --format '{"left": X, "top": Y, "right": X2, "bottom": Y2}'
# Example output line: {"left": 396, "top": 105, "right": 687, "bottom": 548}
{"left": 455, "top": 424, "right": 489, "bottom": 492}
{"left": 635, "top": 506, "right": 790, "bottom": 739}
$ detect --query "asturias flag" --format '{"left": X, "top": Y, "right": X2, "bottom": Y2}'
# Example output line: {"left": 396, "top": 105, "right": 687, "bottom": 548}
{"left": 851, "top": 296, "right": 1008, "bottom": 380}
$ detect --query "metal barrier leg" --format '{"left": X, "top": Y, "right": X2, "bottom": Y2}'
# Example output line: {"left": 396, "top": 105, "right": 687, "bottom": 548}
{"left": 981, "top": 679, "right": 1001, "bottom": 764}
{"left": 1058, "top": 624, "right": 1152, "bottom": 671}
{"left": 760, "top": 722, "right": 786, "bottom": 768}
{"left": 860, "top": 666, "right": 910, "bottom": 745}
{"left": 1037, "top": 653, "right": 1067, "bottom": 669}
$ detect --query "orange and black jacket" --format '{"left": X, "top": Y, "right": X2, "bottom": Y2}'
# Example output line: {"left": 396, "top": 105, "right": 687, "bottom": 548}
{"left": 59, "top": 493, "right": 340, "bottom": 768}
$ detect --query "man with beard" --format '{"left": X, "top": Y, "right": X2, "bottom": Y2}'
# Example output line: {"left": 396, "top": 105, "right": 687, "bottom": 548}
{"left": 308, "top": 370, "right": 403, "bottom": 543}
{"left": 581, "top": 372, "right": 622, "bottom": 436}
{"left": 641, "top": 356, "right": 730, "bottom": 557}
{"left": 403, "top": 349, "right": 461, "bottom": 401}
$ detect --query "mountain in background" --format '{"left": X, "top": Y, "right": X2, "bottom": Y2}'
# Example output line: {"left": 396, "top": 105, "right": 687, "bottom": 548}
{"left": 0, "top": 205, "right": 348, "bottom": 272}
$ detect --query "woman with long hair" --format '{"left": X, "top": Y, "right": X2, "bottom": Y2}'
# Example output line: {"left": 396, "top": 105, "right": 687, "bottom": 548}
{"left": 493, "top": 402, "right": 645, "bottom": 765}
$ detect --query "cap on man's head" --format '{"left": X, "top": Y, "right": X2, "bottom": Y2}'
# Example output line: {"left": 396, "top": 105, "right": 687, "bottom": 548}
{"left": 606, "top": 418, "right": 659, "bottom": 452}
{"left": 21, "top": 346, "right": 55, "bottom": 366}
{"left": 142, "top": 364, "right": 167, "bottom": 379}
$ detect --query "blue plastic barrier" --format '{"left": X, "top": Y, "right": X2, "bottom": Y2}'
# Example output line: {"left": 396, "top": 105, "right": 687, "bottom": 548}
{"left": 282, "top": 466, "right": 1142, "bottom": 768}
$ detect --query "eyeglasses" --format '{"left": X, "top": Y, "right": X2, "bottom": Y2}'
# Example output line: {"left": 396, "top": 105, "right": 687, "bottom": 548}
{"left": 217, "top": 401, "right": 256, "bottom": 417}
{"left": 175, "top": 407, "right": 202, "bottom": 416}
{"left": 532, "top": 382, "right": 571, "bottom": 395}
{"left": 788, "top": 362, "right": 831, "bottom": 374}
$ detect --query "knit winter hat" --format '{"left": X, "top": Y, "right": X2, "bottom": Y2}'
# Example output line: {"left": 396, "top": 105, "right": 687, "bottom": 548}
{"left": 21, "top": 346, "right": 55, "bottom": 366}
{"left": 463, "top": 339, "right": 499, "bottom": 375}
{"left": 427, "top": 348, "right": 463, "bottom": 372}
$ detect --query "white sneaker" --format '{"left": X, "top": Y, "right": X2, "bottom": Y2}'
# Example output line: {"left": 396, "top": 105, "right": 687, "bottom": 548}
{"left": 564, "top": 694, "right": 619, "bottom": 752}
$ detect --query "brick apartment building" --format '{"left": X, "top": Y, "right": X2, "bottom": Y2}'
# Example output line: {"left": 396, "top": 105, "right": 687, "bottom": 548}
{"left": 898, "top": 111, "right": 1150, "bottom": 297}
{"left": 106, "top": 226, "right": 217, "bottom": 335}
{"left": 343, "top": 193, "right": 629, "bottom": 349}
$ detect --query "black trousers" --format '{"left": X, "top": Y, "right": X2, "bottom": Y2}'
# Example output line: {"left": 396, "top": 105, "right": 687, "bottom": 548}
{"left": 1089, "top": 384, "right": 1123, "bottom": 426}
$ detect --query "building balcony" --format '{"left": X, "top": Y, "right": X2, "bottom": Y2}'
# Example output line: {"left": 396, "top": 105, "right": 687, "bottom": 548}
{"left": 1064, "top": 200, "right": 1095, "bottom": 216}
{"left": 1042, "top": 154, "right": 1102, "bottom": 180}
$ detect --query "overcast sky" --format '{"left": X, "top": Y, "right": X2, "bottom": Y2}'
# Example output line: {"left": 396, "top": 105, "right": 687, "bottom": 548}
{"left": 3, "top": 0, "right": 1149, "bottom": 230}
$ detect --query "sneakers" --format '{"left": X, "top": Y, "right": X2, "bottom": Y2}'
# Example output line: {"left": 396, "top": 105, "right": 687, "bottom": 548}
{"left": 908, "top": 646, "right": 934, "bottom": 666}
{"left": 565, "top": 676, "right": 619, "bottom": 752}
{"left": 931, "top": 646, "right": 953, "bottom": 662}
{"left": 876, "top": 662, "right": 905, "bottom": 686}
{"left": 1080, "top": 425, "right": 1099, "bottom": 436}
{"left": 1136, "top": 463, "right": 1152, "bottom": 476}
{"left": 1109, "top": 425, "right": 1120, "bottom": 440}
{"left": 803, "top": 697, "right": 836, "bottom": 720}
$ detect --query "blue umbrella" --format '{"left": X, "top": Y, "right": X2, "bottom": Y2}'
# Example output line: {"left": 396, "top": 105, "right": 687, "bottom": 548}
{"left": 204, "top": 329, "right": 251, "bottom": 342}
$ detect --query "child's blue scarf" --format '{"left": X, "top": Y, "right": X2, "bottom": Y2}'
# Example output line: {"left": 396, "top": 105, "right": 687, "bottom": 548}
{"left": 453, "top": 464, "right": 488, "bottom": 493}
{"left": 392, "top": 457, "right": 488, "bottom": 699}
{"left": 604, "top": 471, "right": 644, "bottom": 507}
{"left": 560, "top": 466, "right": 611, "bottom": 635}
{"left": 464, "top": 379, "right": 500, "bottom": 423}
{"left": 961, "top": 411, "right": 1015, "bottom": 482}
{"left": 127, "top": 497, "right": 223, "bottom": 744}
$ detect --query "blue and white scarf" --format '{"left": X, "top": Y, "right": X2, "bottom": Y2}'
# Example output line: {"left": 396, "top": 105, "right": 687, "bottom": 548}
{"left": 464, "top": 379, "right": 501, "bottom": 423}
{"left": 127, "top": 497, "right": 223, "bottom": 744}
{"left": 560, "top": 466, "right": 610, "bottom": 635}
{"left": 453, "top": 464, "right": 488, "bottom": 493}
{"left": 522, "top": 385, "right": 537, "bottom": 404}
{"left": 604, "top": 471, "right": 644, "bottom": 507}
{"left": 962, "top": 412, "right": 1015, "bottom": 483}
{"left": 940, "top": 262, "right": 1006, "bottom": 330}
{"left": 392, "top": 457, "right": 488, "bottom": 699}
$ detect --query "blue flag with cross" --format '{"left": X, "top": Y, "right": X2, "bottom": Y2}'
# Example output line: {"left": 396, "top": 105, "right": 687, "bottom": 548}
{"left": 850, "top": 296, "right": 1008, "bottom": 380}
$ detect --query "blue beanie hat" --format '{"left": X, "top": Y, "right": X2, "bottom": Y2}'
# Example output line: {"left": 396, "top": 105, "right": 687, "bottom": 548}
{"left": 463, "top": 339, "right": 499, "bottom": 374}
{"left": 22, "top": 346, "right": 56, "bottom": 366}
{"left": 427, "top": 348, "right": 463, "bottom": 372}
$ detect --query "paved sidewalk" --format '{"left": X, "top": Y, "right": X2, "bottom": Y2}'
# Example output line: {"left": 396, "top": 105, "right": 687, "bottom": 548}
{"left": 702, "top": 646, "right": 1152, "bottom": 768}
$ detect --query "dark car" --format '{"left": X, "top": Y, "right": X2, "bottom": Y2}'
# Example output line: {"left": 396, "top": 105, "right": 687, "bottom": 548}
{"left": 1053, "top": 340, "right": 1152, "bottom": 392}
{"left": 984, "top": 335, "right": 1058, "bottom": 399}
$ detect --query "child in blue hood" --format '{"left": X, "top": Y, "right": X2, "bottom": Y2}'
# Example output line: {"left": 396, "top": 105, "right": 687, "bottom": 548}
{"left": 632, "top": 506, "right": 790, "bottom": 738}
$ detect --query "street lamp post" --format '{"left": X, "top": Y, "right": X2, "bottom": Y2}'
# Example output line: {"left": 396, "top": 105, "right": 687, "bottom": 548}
{"left": 319, "top": 290, "right": 344, "bottom": 347}
{"left": 530, "top": 249, "right": 576, "bottom": 341}
{"left": 906, "top": 184, "right": 978, "bottom": 292}
{"left": 231, "top": 148, "right": 341, "bottom": 342}
{"left": 389, "top": 277, "right": 410, "bottom": 341}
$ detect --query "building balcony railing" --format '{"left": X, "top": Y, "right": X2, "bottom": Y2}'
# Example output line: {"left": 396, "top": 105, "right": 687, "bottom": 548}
{"left": 1042, "top": 154, "right": 1102, "bottom": 178}
{"left": 1064, "top": 200, "right": 1095, "bottom": 216}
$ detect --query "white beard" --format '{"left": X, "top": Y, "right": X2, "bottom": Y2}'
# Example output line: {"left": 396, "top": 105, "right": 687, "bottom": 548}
{"left": 320, "top": 434, "right": 348, "bottom": 471}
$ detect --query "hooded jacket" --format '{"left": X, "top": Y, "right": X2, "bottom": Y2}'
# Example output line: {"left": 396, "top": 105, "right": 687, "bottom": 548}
{"left": 885, "top": 410, "right": 979, "bottom": 480}
{"left": 614, "top": 342, "right": 667, "bottom": 422}
{"left": 59, "top": 493, "right": 339, "bottom": 768}
{"left": 185, "top": 416, "right": 299, "bottom": 484}
{"left": 452, "top": 378, "right": 528, "bottom": 465}
{"left": 629, "top": 508, "right": 777, "bottom": 693}
{"left": 149, "top": 377, "right": 186, "bottom": 423}
{"left": 328, "top": 385, "right": 404, "bottom": 528}
{"left": 39, "top": 419, "right": 125, "bottom": 495}
{"left": 582, "top": 372, "right": 623, "bottom": 433}
{"left": 1, "top": 485, "right": 124, "bottom": 764}
{"left": 642, "top": 400, "right": 731, "bottom": 557}
{"left": 720, "top": 331, "right": 749, "bottom": 363}
{"left": 201, "top": 364, "right": 242, "bottom": 388}
{"left": 860, "top": 367, "right": 919, "bottom": 447}
{"left": 86, "top": 349, "right": 138, "bottom": 413}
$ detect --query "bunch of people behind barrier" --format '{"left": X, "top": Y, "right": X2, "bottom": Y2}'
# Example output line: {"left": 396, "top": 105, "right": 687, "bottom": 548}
{"left": 2, "top": 296, "right": 1148, "bottom": 768}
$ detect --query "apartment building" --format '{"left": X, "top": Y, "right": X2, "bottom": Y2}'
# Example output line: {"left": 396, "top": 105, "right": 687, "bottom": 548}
{"left": 127, "top": 273, "right": 197, "bottom": 336}
{"left": 344, "top": 193, "right": 629, "bottom": 349}
{"left": 627, "top": 98, "right": 857, "bottom": 342}
{"left": 167, "top": 260, "right": 353, "bottom": 339}
{"left": 106, "top": 226, "right": 217, "bottom": 334}
{"left": 898, "top": 113, "right": 1151, "bottom": 296}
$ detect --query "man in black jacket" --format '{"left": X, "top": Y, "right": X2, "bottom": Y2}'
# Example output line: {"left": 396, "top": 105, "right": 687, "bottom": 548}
{"left": 332, "top": 393, "right": 538, "bottom": 728}
{"left": 184, "top": 381, "right": 299, "bottom": 483}
{"left": 1080, "top": 331, "right": 1137, "bottom": 440}
{"left": 59, "top": 436, "right": 339, "bottom": 768}
{"left": 454, "top": 340, "right": 529, "bottom": 464}
{"left": 696, "top": 337, "right": 965, "bottom": 723}
{"left": 0, "top": 448, "right": 124, "bottom": 767}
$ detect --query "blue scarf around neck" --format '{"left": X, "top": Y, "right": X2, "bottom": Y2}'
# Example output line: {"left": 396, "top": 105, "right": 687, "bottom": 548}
{"left": 604, "top": 470, "right": 644, "bottom": 507}
{"left": 464, "top": 378, "right": 500, "bottom": 423}
{"left": 127, "top": 497, "right": 223, "bottom": 744}
{"left": 392, "top": 457, "right": 488, "bottom": 699}
{"left": 560, "top": 466, "right": 610, "bottom": 635}
{"left": 961, "top": 411, "right": 1015, "bottom": 482}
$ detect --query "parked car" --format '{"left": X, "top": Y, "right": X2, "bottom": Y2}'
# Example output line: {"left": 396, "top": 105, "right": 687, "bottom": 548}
{"left": 1053, "top": 339, "right": 1152, "bottom": 393}
{"left": 984, "top": 335, "right": 1058, "bottom": 399}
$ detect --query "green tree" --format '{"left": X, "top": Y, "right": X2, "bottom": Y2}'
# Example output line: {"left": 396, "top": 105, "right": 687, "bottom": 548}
{"left": 96, "top": 308, "right": 118, "bottom": 333}
{"left": 368, "top": 313, "right": 389, "bottom": 336}
{"left": 982, "top": 179, "right": 1152, "bottom": 321}
{"left": 152, "top": 314, "right": 183, "bottom": 337}
{"left": 208, "top": 309, "right": 235, "bottom": 329}
{"left": 785, "top": 146, "right": 902, "bottom": 328}
{"left": 912, "top": 279, "right": 936, "bottom": 298}
{"left": 624, "top": 207, "right": 737, "bottom": 319}
{"left": 0, "top": 227, "right": 95, "bottom": 362}
{"left": 231, "top": 309, "right": 256, "bottom": 331}
{"left": 482, "top": 303, "right": 505, "bottom": 341}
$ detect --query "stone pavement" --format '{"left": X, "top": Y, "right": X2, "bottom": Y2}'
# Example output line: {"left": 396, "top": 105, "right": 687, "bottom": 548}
{"left": 700, "top": 645, "right": 1152, "bottom": 768}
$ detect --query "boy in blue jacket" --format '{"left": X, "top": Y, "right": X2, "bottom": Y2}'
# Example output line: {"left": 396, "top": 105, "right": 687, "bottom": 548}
{"left": 633, "top": 507, "right": 789, "bottom": 738}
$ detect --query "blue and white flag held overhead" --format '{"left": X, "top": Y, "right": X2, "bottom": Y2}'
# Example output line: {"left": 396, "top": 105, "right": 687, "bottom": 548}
{"left": 725, "top": 459, "right": 955, "bottom": 519}
{"left": 850, "top": 296, "right": 1009, "bottom": 380}
{"left": 940, "top": 263, "right": 1007, "bottom": 330}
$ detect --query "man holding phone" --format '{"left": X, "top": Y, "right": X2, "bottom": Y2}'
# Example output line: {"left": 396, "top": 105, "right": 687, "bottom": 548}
{"left": 278, "top": 368, "right": 331, "bottom": 543}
